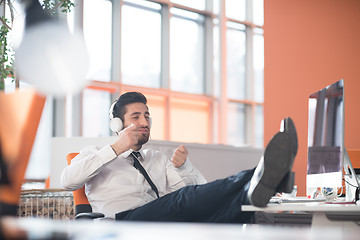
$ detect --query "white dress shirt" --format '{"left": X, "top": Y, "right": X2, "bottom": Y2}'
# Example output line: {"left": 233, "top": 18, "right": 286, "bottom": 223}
{"left": 61, "top": 145, "right": 207, "bottom": 219}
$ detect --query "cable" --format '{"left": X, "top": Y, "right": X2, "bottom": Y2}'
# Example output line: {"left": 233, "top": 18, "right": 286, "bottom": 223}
{"left": 342, "top": 177, "right": 360, "bottom": 202}
{"left": 343, "top": 177, "right": 358, "bottom": 188}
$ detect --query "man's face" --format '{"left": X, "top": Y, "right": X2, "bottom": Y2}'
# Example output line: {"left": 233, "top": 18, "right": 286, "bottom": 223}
{"left": 123, "top": 102, "right": 151, "bottom": 147}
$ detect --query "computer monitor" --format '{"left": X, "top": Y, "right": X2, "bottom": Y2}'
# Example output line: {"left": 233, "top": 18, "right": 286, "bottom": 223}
{"left": 306, "top": 79, "right": 359, "bottom": 200}
{"left": 307, "top": 79, "right": 344, "bottom": 190}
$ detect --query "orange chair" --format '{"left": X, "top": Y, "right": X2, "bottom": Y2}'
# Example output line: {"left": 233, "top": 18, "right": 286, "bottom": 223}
{"left": 0, "top": 89, "right": 45, "bottom": 215}
{"left": 66, "top": 153, "right": 104, "bottom": 220}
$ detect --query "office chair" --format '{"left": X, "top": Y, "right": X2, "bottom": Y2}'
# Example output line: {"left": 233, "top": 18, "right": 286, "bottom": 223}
{"left": 66, "top": 153, "right": 105, "bottom": 220}
{"left": 0, "top": 89, "right": 45, "bottom": 216}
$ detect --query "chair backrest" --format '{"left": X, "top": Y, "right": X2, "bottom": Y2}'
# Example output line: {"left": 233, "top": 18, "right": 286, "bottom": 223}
{"left": 66, "top": 153, "right": 93, "bottom": 215}
{"left": 0, "top": 89, "right": 45, "bottom": 209}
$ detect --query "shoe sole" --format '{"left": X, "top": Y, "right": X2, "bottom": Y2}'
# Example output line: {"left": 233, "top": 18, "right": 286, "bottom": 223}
{"left": 249, "top": 132, "right": 292, "bottom": 207}
{"left": 282, "top": 117, "right": 298, "bottom": 159}
{"left": 276, "top": 117, "right": 298, "bottom": 193}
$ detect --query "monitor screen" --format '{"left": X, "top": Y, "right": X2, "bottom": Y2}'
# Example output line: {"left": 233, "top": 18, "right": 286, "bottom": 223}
{"left": 307, "top": 79, "right": 344, "bottom": 190}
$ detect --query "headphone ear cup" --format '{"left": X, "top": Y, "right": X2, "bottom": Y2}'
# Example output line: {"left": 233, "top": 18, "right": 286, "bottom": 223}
{"left": 110, "top": 118, "right": 123, "bottom": 133}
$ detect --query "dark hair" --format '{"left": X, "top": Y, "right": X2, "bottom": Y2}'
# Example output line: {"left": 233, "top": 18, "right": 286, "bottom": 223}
{"left": 112, "top": 92, "right": 147, "bottom": 121}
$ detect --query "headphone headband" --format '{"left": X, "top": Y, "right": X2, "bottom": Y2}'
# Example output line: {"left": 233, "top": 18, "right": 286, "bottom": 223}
{"left": 109, "top": 100, "right": 117, "bottom": 120}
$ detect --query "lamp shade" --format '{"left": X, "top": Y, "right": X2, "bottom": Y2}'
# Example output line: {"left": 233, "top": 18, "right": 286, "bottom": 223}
{"left": 15, "top": 0, "right": 89, "bottom": 97}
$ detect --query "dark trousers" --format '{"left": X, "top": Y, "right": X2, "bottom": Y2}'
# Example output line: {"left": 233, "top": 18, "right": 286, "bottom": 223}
{"left": 115, "top": 169, "right": 255, "bottom": 223}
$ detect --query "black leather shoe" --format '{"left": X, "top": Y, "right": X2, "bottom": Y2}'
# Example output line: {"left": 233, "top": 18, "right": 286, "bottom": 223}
{"left": 248, "top": 131, "right": 294, "bottom": 207}
{"left": 281, "top": 117, "right": 298, "bottom": 159}
{"left": 276, "top": 117, "right": 298, "bottom": 193}
{"left": 276, "top": 171, "right": 295, "bottom": 194}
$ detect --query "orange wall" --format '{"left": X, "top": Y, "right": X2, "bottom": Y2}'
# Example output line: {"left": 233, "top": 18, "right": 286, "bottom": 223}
{"left": 264, "top": 0, "right": 360, "bottom": 196}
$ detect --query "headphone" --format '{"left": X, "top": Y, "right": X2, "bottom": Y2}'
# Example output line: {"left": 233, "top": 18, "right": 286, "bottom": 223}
{"left": 109, "top": 100, "right": 152, "bottom": 133}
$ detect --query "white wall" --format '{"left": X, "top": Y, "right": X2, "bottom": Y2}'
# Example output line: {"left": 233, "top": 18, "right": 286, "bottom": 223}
{"left": 50, "top": 137, "right": 263, "bottom": 188}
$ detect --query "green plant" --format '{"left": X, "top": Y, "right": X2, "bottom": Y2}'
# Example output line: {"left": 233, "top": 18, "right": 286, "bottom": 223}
{"left": 0, "top": 16, "right": 13, "bottom": 91}
{"left": 43, "top": 0, "right": 75, "bottom": 16}
{"left": 0, "top": 0, "right": 75, "bottom": 92}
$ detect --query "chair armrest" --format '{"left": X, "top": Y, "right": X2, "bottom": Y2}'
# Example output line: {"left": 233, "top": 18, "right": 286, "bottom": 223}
{"left": 75, "top": 212, "right": 105, "bottom": 220}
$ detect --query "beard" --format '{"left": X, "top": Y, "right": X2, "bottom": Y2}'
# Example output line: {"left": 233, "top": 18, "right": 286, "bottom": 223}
{"left": 136, "top": 130, "right": 150, "bottom": 147}
{"left": 137, "top": 133, "right": 149, "bottom": 146}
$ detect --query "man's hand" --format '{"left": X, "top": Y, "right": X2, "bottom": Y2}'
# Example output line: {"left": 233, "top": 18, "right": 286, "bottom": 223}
{"left": 171, "top": 145, "right": 188, "bottom": 168}
{"left": 110, "top": 124, "right": 138, "bottom": 155}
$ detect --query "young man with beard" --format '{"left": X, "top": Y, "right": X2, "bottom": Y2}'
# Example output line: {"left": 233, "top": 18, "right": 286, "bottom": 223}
{"left": 61, "top": 92, "right": 298, "bottom": 223}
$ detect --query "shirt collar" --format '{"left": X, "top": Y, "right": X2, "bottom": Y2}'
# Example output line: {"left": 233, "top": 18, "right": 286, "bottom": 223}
{"left": 121, "top": 148, "right": 144, "bottom": 159}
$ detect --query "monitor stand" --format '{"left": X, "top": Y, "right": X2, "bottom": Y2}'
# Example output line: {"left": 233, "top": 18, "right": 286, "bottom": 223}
{"left": 343, "top": 148, "right": 360, "bottom": 202}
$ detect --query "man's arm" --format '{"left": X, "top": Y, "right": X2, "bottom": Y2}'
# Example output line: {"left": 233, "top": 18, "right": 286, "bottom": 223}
{"left": 61, "top": 124, "right": 139, "bottom": 190}
{"left": 60, "top": 145, "right": 117, "bottom": 191}
{"left": 171, "top": 145, "right": 207, "bottom": 185}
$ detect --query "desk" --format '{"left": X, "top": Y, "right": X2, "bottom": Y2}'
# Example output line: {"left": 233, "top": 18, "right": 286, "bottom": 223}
{"left": 242, "top": 201, "right": 360, "bottom": 229}
{"left": 3, "top": 217, "right": 360, "bottom": 240}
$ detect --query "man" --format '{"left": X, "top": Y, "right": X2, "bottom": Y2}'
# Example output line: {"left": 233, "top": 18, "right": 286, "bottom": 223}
{"left": 61, "top": 92, "right": 298, "bottom": 223}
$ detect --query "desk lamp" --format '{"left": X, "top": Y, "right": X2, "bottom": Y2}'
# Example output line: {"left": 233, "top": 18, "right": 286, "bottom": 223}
{"left": 15, "top": 0, "right": 89, "bottom": 97}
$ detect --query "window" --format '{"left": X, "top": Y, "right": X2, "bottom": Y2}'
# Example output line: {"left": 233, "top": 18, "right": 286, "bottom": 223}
{"left": 253, "top": 28, "right": 264, "bottom": 102}
{"left": 227, "top": 102, "right": 246, "bottom": 145}
{"left": 83, "top": 0, "right": 112, "bottom": 81}
{"left": 170, "top": 98, "right": 210, "bottom": 143}
{"left": 226, "top": 22, "right": 246, "bottom": 100}
{"left": 82, "top": 89, "right": 112, "bottom": 137}
{"left": 170, "top": 8, "right": 205, "bottom": 94}
{"left": 121, "top": 1, "right": 161, "bottom": 88}
{"left": 225, "top": 0, "right": 246, "bottom": 21}
{"left": 171, "top": 0, "right": 206, "bottom": 11}
{"left": 68, "top": 0, "right": 264, "bottom": 148}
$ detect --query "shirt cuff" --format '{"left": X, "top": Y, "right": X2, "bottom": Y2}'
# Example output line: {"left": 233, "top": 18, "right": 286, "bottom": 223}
{"left": 177, "top": 157, "right": 194, "bottom": 176}
{"left": 98, "top": 145, "right": 118, "bottom": 165}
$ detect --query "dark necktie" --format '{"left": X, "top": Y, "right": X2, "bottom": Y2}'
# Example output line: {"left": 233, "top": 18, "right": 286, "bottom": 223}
{"left": 131, "top": 152, "right": 160, "bottom": 198}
